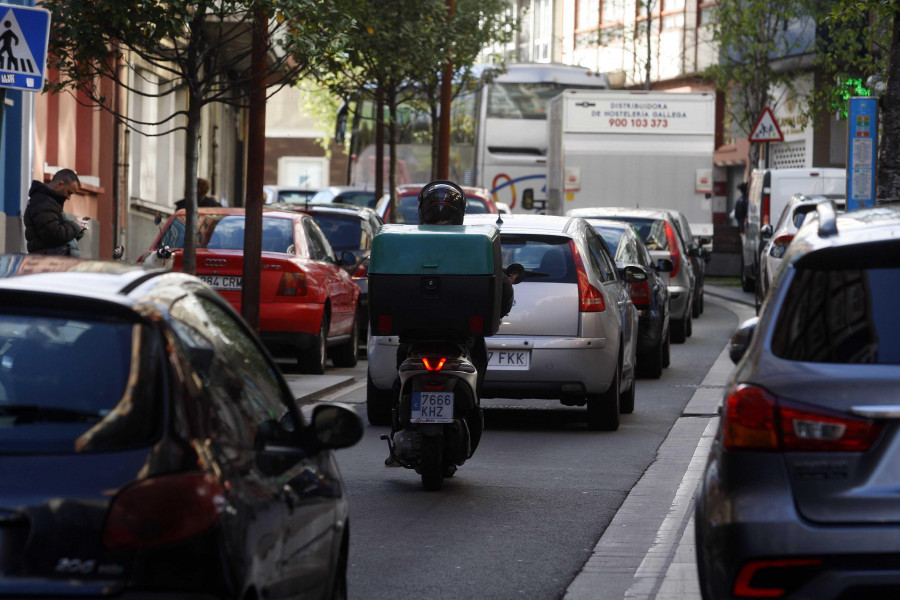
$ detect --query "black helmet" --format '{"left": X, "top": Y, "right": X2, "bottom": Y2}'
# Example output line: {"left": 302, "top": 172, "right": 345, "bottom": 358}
{"left": 418, "top": 180, "right": 466, "bottom": 225}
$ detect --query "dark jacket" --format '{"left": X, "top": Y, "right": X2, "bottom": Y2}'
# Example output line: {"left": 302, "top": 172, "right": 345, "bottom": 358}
{"left": 24, "top": 181, "right": 80, "bottom": 254}
{"left": 174, "top": 196, "right": 222, "bottom": 211}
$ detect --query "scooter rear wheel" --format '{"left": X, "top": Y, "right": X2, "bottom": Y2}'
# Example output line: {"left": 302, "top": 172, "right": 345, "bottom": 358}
{"left": 420, "top": 435, "right": 443, "bottom": 491}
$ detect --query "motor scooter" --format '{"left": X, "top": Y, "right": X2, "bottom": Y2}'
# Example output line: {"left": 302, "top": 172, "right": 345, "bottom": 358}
{"left": 382, "top": 339, "right": 481, "bottom": 491}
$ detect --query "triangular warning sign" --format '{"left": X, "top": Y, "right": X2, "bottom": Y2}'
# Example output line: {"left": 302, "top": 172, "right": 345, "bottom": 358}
{"left": 749, "top": 107, "right": 784, "bottom": 143}
{"left": 0, "top": 9, "right": 40, "bottom": 76}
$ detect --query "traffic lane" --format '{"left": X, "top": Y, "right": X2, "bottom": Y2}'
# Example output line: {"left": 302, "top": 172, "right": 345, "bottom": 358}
{"left": 337, "top": 300, "right": 736, "bottom": 600}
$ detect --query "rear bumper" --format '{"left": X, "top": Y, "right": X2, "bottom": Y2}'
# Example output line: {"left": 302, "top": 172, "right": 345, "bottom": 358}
{"left": 225, "top": 297, "right": 323, "bottom": 336}
{"left": 483, "top": 336, "right": 617, "bottom": 398}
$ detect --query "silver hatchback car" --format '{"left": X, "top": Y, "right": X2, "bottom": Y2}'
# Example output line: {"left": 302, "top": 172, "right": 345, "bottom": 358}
{"left": 367, "top": 214, "right": 641, "bottom": 431}
{"left": 567, "top": 207, "right": 696, "bottom": 343}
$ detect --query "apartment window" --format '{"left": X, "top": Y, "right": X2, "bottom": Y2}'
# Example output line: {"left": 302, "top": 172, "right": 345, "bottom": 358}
{"left": 661, "top": 0, "right": 686, "bottom": 30}
{"left": 576, "top": 0, "right": 625, "bottom": 48}
{"left": 699, "top": 1, "right": 717, "bottom": 25}
{"left": 532, "top": 0, "right": 552, "bottom": 62}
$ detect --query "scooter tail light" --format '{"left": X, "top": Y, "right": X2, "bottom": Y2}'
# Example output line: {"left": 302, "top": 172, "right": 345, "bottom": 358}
{"left": 569, "top": 241, "right": 606, "bottom": 312}
{"left": 422, "top": 357, "right": 447, "bottom": 371}
{"left": 103, "top": 472, "right": 225, "bottom": 549}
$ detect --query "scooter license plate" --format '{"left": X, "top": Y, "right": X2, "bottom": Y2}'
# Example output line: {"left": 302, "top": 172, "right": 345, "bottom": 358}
{"left": 411, "top": 392, "right": 454, "bottom": 424}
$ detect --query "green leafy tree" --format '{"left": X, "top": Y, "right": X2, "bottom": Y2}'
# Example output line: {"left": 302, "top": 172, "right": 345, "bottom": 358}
{"left": 815, "top": 1, "right": 900, "bottom": 203}
{"left": 44, "top": 0, "right": 351, "bottom": 273}
{"left": 705, "top": 0, "right": 820, "bottom": 168}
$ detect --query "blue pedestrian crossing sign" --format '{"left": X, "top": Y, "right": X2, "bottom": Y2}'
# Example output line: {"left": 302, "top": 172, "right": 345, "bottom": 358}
{"left": 0, "top": 3, "right": 50, "bottom": 92}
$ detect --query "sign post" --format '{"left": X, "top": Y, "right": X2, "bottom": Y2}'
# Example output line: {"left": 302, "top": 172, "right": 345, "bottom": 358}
{"left": 0, "top": 2, "right": 50, "bottom": 157}
{"left": 846, "top": 96, "right": 878, "bottom": 209}
{"left": 748, "top": 107, "right": 784, "bottom": 169}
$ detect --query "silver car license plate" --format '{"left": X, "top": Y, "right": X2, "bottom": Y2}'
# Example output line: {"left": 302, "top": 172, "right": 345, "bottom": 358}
{"left": 487, "top": 350, "right": 530, "bottom": 370}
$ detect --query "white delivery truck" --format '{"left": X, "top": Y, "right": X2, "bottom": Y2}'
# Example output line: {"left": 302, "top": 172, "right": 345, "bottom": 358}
{"left": 546, "top": 89, "right": 716, "bottom": 235}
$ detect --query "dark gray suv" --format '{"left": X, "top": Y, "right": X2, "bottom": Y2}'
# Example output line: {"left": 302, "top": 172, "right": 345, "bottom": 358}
{"left": 695, "top": 204, "right": 900, "bottom": 600}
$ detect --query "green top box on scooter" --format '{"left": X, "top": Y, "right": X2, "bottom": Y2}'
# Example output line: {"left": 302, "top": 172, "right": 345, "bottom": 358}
{"left": 368, "top": 223, "right": 503, "bottom": 339}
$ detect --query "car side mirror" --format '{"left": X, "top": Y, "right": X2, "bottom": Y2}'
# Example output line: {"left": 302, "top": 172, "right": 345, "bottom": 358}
{"left": 310, "top": 403, "right": 363, "bottom": 450}
{"left": 688, "top": 246, "right": 702, "bottom": 258}
{"left": 729, "top": 317, "right": 759, "bottom": 364}
{"left": 760, "top": 224, "right": 774, "bottom": 241}
{"left": 656, "top": 258, "right": 674, "bottom": 273}
{"left": 522, "top": 188, "right": 534, "bottom": 211}
{"left": 621, "top": 264, "right": 647, "bottom": 284}
{"left": 698, "top": 236, "right": 712, "bottom": 246}
{"left": 341, "top": 251, "right": 356, "bottom": 267}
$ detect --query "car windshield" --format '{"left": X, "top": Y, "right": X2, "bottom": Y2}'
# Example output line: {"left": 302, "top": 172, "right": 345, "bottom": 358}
{"left": 772, "top": 266, "right": 900, "bottom": 364}
{"left": 311, "top": 214, "right": 367, "bottom": 251}
{"left": 157, "top": 215, "right": 295, "bottom": 254}
{"left": 0, "top": 313, "right": 161, "bottom": 454}
{"left": 277, "top": 190, "right": 318, "bottom": 203}
{"left": 592, "top": 225, "right": 626, "bottom": 255}
{"left": 602, "top": 217, "right": 670, "bottom": 251}
{"left": 499, "top": 235, "right": 577, "bottom": 283}
{"left": 335, "top": 191, "right": 377, "bottom": 208}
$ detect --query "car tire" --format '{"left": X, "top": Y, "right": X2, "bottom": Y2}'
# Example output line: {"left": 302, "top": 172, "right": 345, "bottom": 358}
{"left": 671, "top": 318, "right": 687, "bottom": 344}
{"left": 686, "top": 311, "right": 693, "bottom": 337}
{"left": 692, "top": 290, "right": 702, "bottom": 319}
{"left": 639, "top": 338, "right": 664, "bottom": 379}
{"left": 330, "top": 530, "right": 349, "bottom": 600}
{"left": 330, "top": 317, "right": 358, "bottom": 368}
{"left": 754, "top": 271, "right": 764, "bottom": 316}
{"left": 699, "top": 286, "right": 705, "bottom": 314}
{"left": 366, "top": 372, "right": 393, "bottom": 426}
{"left": 619, "top": 376, "right": 635, "bottom": 414}
{"left": 300, "top": 315, "right": 328, "bottom": 374}
{"left": 420, "top": 435, "right": 444, "bottom": 491}
{"left": 662, "top": 326, "right": 671, "bottom": 368}
{"left": 587, "top": 363, "right": 620, "bottom": 431}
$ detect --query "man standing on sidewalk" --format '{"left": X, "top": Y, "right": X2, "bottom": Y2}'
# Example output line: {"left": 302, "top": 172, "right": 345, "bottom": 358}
{"left": 24, "top": 169, "right": 87, "bottom": 256}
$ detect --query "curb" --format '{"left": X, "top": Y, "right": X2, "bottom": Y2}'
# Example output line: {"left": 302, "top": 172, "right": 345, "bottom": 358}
{"left": 291, "top": 376, "right": 358, "bottom": 404}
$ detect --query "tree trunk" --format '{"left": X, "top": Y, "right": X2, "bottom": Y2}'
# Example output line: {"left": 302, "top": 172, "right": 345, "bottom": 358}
{"left": 430, "top": 85, "right": 439, "bottom": 181}
{"left": 876, "top": 8, "right": 900, "bottom": 204}
{"left": 375, "top": 83, "right": 384, "bottom": 201}
{"left": 182, "top": 96, "right": 201, "bottom": 275}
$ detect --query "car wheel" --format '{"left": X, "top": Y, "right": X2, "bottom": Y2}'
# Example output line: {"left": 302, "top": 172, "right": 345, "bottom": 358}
{"left": 754, "top": 272, "right": 764, "bottom": 316}
{"left": 330, "top": 317, "right": 358, "bottom": 368}
{"left": 619, "top": 376, "right": 635, "bottom": 414}
{"left": 686, "top": 311, "right": 693, "bottom": 337}
{"left": 587, "top": 362, "right": 619, "bottom": 431}
{"left": 699, "top": 285, "right": 705, "bottom": 314}
{"left": 366, "top": 372, "right": 393, "bottom": 426}
{"left": 330, "top": 530, "right": 349, "bottom": 600}
{"left": 741, "top": 255, "right": 755, "bottom": 293}
{"left": 300, "top": 315, "right": 328, "bottom": 374}
{"left": 662, "top": 326, "right": 671, "bottom": 368}
{"left": 692, "top": 289, "right": 702, "bottom": 319}
{"left": 639, "top": 338, "right": 664, "bottom": 379}
{"left": 671, "top": 318, "right": 686, "bottom": 344}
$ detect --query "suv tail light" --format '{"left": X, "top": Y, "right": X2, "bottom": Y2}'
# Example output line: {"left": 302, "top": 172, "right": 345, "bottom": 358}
{"left": 762, "top": 191, "right": 771, "bottom": 226}
{"left": 664, "top": 222, "right": 681, "bottom": 278}
{"left": 629, "top": 280, "right": 652, "bottom": 308}
{"left": 277, "top": 270, "right": 308, "bottom": 297}
{"left": 723, "top": 384, "right": 882, "bottom": 452}
{"left": 569, "top": 241, "right": 605, "bottom": 312}
{"left": 103, "top": 473, "right": 225, "bottom": 549}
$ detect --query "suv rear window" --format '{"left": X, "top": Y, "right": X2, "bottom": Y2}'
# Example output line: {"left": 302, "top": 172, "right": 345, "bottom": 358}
{"left": 499, "top": 235, "right": 577, "bottom": 283}
{"left": 0, "top": 313, "right": 162, "bottom": 453}
{"left": 772, "top": 267, "right": 900, "bottom": 364}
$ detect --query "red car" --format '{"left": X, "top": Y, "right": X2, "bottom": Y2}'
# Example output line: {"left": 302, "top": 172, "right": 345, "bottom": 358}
{"left": 375, "top": 184, "right": 499, "bottom": 223}
{"left": 140, "top": 208, "right": 359, "bottom": 373}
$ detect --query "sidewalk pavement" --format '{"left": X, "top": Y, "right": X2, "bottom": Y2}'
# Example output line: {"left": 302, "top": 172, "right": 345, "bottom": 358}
{"left": 284, "top": 283, "right": 755, "bottom": 600}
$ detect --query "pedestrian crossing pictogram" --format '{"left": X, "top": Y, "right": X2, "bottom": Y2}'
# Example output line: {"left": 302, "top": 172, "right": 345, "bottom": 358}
{"left": 0, "top": 4, "right": 50, "bottom": 92}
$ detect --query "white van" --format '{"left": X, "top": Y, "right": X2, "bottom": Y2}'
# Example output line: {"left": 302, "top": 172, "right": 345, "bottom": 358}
{"left": 740, "top": 167, "right": 845, "bottom": 292}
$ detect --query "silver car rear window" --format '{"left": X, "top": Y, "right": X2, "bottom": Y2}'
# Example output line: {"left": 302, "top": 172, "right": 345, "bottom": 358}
{"left": 499, "top": 235, "right": 577, "bottom": 284}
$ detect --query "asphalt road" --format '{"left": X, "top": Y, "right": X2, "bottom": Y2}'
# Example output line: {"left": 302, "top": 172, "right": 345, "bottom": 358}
{"left": 318, "top": 298, "right": 740, "bottom": 600}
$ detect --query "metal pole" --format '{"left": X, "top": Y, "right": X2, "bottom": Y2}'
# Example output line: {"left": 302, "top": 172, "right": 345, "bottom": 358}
{"left": 436, "top": 0, "right": 455, "bottom": 180}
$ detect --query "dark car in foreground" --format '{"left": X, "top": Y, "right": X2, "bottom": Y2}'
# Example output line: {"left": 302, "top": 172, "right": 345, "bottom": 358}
{"left": 695, "top": 205, "right": 900, "bottom": 600}
{"left": 0, "top": 255, "right": 363, "bottom": 599}
{"left": 589, "top": 218, "right": 672, "bottom": 378}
